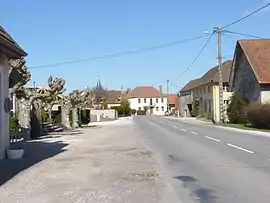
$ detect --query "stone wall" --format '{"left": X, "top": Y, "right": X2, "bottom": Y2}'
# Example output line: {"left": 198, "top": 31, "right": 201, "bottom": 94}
{"left": 179, "top": 91, "right": 192, "bottom": 117}
{"left": 90, "top": 109, "right": 118, "bottom": 122}
{"left": 232, "top": 47, "right": 261, "bottom": 102}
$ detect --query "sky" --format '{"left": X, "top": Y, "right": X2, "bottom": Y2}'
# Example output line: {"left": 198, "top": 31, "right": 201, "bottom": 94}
{"left": 1, "top": 0, "right": 270, "bottom": 94}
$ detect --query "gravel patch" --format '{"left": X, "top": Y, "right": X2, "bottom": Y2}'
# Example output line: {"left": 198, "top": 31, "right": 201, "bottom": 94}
{"left": 0, "top": 117, "right": 178, "bottom": 203}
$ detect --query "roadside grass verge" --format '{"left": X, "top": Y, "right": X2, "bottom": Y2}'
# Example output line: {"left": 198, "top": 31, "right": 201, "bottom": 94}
{"left": 218, "top": 123, "right": 270, "bottom": 132}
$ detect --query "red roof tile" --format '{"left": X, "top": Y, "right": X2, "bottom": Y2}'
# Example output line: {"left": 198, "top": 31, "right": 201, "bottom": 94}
{"left": 130, "top": 86, "right": 164, "bottom": 98}
{"left": 239, "top": 39, "right": 270, "bottom": 84}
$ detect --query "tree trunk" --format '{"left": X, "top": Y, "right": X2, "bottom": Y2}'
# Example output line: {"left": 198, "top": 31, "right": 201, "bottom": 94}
{"left": 48, "top": 104, "right": 52, "bottom": 123}
{"left": 72, "top": 108, "right": 79, "bottom": 128}
{"left": 61, "top": 106, "right": 71, "bottom": 129}
{"left": 30, "top": 105, "right": 43, "bottom": 138}
{"left": 18, "top": 99, "right": 31, "bottom": 140}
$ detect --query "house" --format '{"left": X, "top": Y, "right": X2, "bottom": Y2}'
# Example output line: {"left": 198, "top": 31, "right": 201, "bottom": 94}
{"left": 129, "top": 86, "right": 168, "bottom": 115}
{"left": 179, "top": 78, "right": 202, "bottom": 117}
{"left": 167, "top": 94, "right": 180, "bottom": 115}
{"left": 229, "top": 39, "right": 270, "bottom": 103}
{"left": 179, "top": 60, "right": 233, "bottom": 122}
{"left": 105, "top": 90, "right": 123, "bottom": 108}
{"left": 0, "top": 26, "right": 27, "bottom": 159}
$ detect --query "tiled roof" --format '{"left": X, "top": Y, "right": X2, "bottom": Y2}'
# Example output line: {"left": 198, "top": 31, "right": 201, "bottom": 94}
{"left": 180, "top": 60, "right": 232, "bottom": 93}
{"left": 180, "top": 78, "right": 202, "bottom": 92}
{"left": 105, "top": 90, "right": 122, "bottom": 104}
{"left": 201, "top": 60, "right": 232, "bottom": 83}
{"left": 0, "top": 26, "right": 27, "bottom": 58}
{"left": 130, "top": 86, "right": 164, "bottom": 98}
{"left": 238, "top": 39, "right": 270, "bottom": 84}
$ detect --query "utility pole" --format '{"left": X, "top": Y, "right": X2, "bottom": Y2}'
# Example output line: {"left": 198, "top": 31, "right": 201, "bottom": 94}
{"left": 166, "top": 80, "right": 169, "bottom": 113}
{"left": 215, "top": 27, "right": 224, "bottom": 123}
{"left": 33, "top": 81, "right": 36, "bottom": 88}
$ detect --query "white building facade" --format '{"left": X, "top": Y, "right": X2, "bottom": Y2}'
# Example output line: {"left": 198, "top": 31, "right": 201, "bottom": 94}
{"left": 129, "top": 97, "right": 168, "bottom": 115}
{"left": 0, "top": 26, "right": 27, "bottom": 159}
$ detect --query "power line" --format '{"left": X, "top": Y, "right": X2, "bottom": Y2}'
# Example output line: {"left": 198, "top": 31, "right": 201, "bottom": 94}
{"left": 222, "top": 2, "right": 270, "bottom": 29}
{"left": 29, "top": 35, "right": 207, "bottom": 69}
{"left": 169, "top": 32, "right": 214, "bottom": 82}
{"left": 169, "top": 81, "right": 181, "bottom": 88}
{"left": 223, "top": 30, "right": 264, "bottom": 39}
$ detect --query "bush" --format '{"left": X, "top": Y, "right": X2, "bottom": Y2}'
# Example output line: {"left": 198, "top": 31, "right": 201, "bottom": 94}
{"left": 103, "top": 100, "right": 108, "bottom": 109}
{"left": 246, "top": 103, "right": 270, "bottom": 129}
{"left": 227, "top": 93, "right": 248, "bottom": 124}
{"left": 9, "top": 116, "right": 19, "bottom": 135}
{"left": 191, "top": 101, "right": 199, "bottom": 117}
{"left": 131, "top": 109, "right": 136, "bottom": 115}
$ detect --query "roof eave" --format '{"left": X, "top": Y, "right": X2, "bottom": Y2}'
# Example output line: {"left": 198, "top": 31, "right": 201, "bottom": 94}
{"left": 0, "top": 37, "right": 27, "bottom": 59}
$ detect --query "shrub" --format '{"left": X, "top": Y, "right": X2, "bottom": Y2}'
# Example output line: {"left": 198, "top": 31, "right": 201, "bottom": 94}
{"left": 131, "top": 109, "right": 136, "bottom": 115}
{"left": 191, "top": 101, "right": 199, "bottom": 117}
{"left": 246, "top": 103, "right": 270, "bottom": 129}
{"left": 227, "top": 93, "right": 248, "bottom": 124}
{"left": 9, "top": 116, "right": 19, "bottom": 135}
{"left": 103, "top": 100, "right": 108, "bottom": 109}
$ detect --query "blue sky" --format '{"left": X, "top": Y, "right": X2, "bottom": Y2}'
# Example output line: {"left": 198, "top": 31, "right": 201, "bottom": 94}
{"left": 1, "top": 0, "right": 269, "bottom": 94}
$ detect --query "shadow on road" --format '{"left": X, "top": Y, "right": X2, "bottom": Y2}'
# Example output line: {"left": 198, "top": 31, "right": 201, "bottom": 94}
{"left": 0, "top": 140, "right": 68, "bottom": 186}
{"left": 174, "top": 175, "right": 218, "bottom": 203}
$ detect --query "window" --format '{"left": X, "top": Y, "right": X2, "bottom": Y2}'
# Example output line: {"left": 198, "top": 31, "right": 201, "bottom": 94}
{"left": 138, "top": 107, "right": 141, "bottom": 110}
{"left": 156, "top": 98, "right": 158, "bottom": 103}
{"left": 144, "top": 98, "right": 147, "bottom": 103}
{"left": 138, "top": 98, "right": 141, "bottom": 103}
{"left": 156, "top": 107, "right": 159, "bottom": 111}
{"left": 224, "top": 100, "right": 229, "bottom": 106}
{"left": 150, "top": 98, "right": 153, "bottom": 105}
{"left": 161, "top": 98, "right": 164, "bottom": 103}
{"left": 207, "top": 85, "right": 211, "bottom": 92}
{"left": 223, "top": 85, "right": 228, "bottom": 92}
{"left": 161, "top": 106, "right": 164, "bottom": 111}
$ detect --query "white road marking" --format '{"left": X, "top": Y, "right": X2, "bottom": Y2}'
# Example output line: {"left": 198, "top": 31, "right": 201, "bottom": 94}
{"left": 190, "top": 132, "right": 198, "bottom": 135}
{"left": 205, "top": 136, "right": 220, "bottom": 142}
{"left": 181, "top": 128, "right": 187, "bottom": 132}
{"left": 226, "top": 143, "right": 254, "bottom": 154}
{"left": 173, "top": 125, "right": 178, "bottom": 128}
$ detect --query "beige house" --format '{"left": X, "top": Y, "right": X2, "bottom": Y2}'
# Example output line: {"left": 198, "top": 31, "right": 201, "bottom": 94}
{"left": 229, "top": 39, "right": 270, "bottom": 103}
{"left": 0, "top": 26, "right": 27, "bottom": 159}
{"left": 179, "top": 60, "right": 233, "bottom": 122}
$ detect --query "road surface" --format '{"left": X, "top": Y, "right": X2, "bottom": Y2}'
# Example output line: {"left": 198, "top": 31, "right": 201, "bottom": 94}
{"left": 0, "top": 118, "right": 177, "bottom": 203}
{"left": 134, "top": 116, "right": 270, "bottom": 203}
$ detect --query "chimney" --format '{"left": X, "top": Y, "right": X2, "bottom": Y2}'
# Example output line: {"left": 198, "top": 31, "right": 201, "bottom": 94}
{"left": 159, "top": 85, "right": 163, "bottom": 94}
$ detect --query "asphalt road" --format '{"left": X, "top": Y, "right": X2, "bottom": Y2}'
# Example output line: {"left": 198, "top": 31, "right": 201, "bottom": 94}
{"left": 134, "top": 116, "right": 270, "bottom": 203}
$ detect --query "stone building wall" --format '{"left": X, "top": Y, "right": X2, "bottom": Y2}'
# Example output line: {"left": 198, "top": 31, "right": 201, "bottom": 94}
{"left": 232, "top": 47, "right": 261, "bottom": 102}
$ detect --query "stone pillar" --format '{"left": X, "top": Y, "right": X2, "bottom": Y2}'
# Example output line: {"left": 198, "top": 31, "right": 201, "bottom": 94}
{"left": 72, "top": 108, "right": 79, "bottom": 128}
{"left": 61, "top": 106, "right": 71, "bottom": 129}
{"left": 0, "top": 55, "right": 11, "bottom": 159}
{"left": 18, "top": 98, "right": 31, "bottom": 139}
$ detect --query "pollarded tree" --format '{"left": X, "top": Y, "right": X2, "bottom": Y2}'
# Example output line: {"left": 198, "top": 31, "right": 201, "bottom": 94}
{"left": 43, "top": 77, "right": 66, "bottom": 123}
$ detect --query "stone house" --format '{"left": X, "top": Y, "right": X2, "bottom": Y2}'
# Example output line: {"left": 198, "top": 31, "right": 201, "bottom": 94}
{"left": 0, "top": 26, "right": 27, "bottom": 159}
{"left": 229, "top": 39, "right": 270, "bottom": 103}
{"left": 129, "top": 86, "right": 168, "bottom": 115}
{"left": 179, "top": 78, "right": 201, "bottom": 117}
{"left": 179, "top": 60, "right": 233, "bottom": 122}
